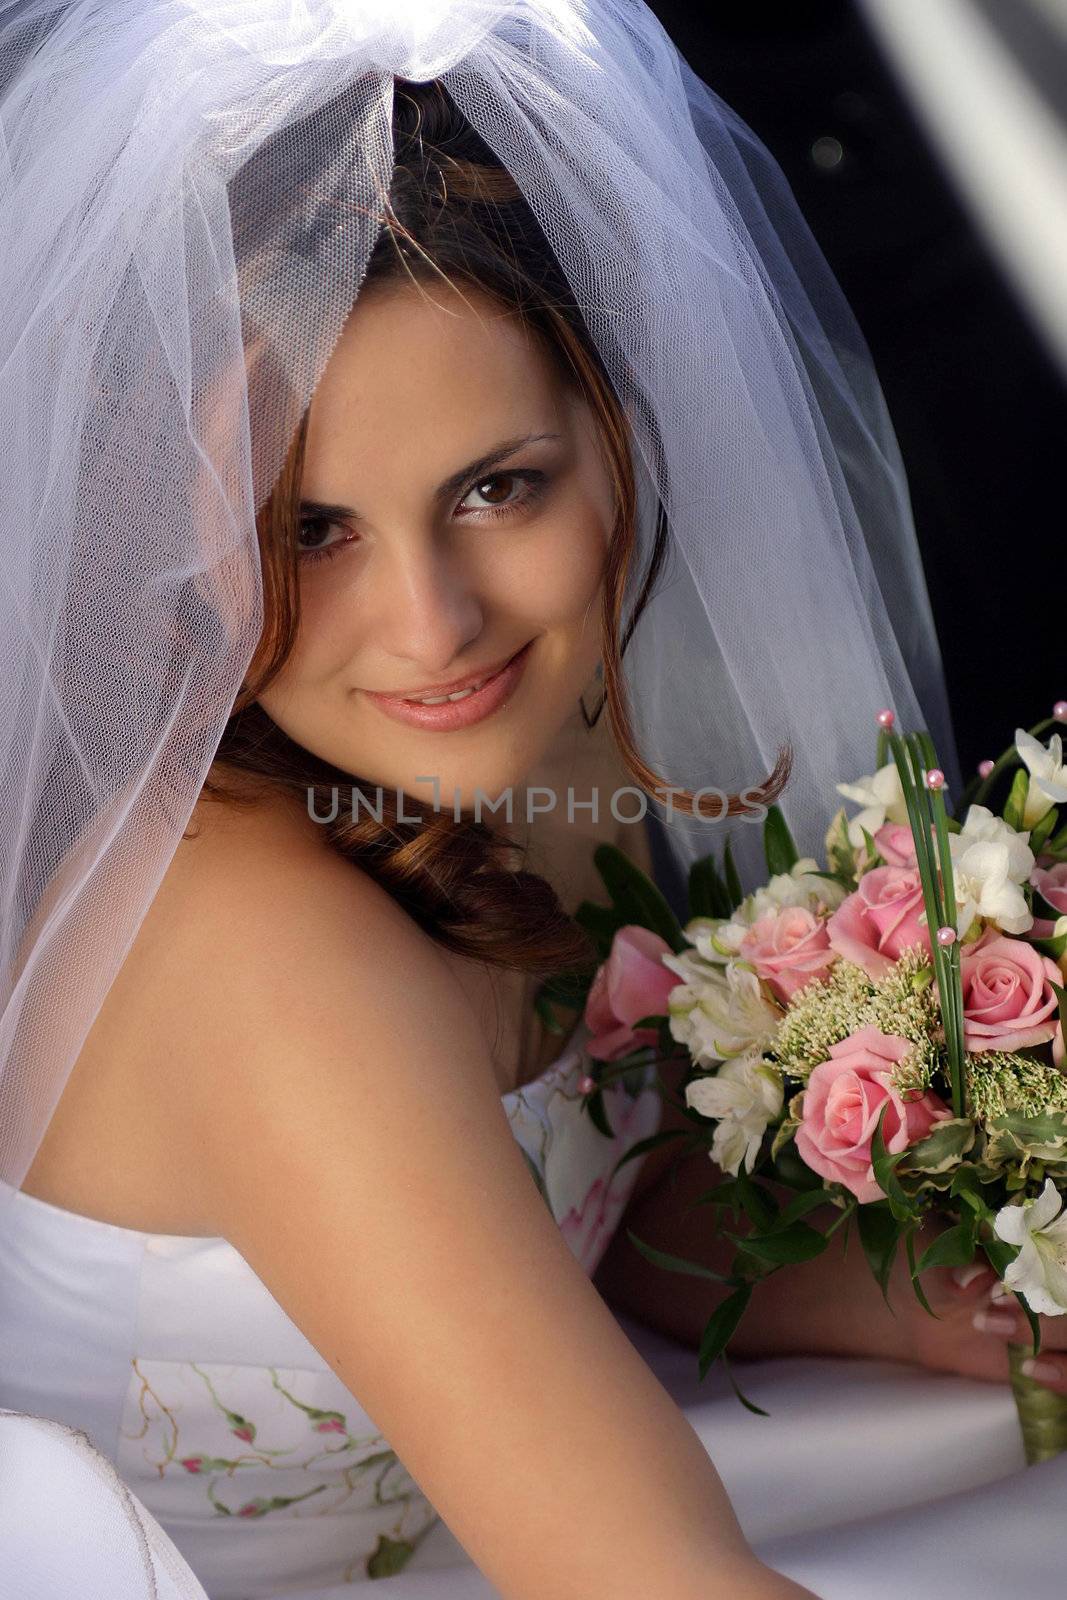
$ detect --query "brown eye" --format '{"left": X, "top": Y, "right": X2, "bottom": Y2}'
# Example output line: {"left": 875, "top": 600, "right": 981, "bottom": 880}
{"left": 457, "top": 469, "right": 547, "bottom": 520}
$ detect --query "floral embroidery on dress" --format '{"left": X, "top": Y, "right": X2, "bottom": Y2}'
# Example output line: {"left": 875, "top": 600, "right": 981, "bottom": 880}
{"left": 118, "top": 1358, "right": 440, "bottom": 1579}
{"left": 505, "top": 1046, "right": 660, "bottom": 1274}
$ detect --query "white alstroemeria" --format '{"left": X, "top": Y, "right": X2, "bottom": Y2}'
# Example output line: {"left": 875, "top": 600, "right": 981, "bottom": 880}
{"left": 993, "top": 1178, "right": 1067, "bottom": 1316}
{"left": 949, "top": 840, "right": 1034, "bottom": 939}
{"left": 685, "top": 1052, "right": 784, "bottom": 1176}
{"left": 679, "top": 858, "right": 846, "bottom": 967}
{"left": 666, "top": 959, "right": 781, "bottom": 1068}
{"left": 836, "top": 761, "right": 909, "bottom": 848}
{"left": 1015, "top": 728, "right": 1067, "bottom": 829}
{"left": 948, "top": 805, "right": 1035, "bottom": 938}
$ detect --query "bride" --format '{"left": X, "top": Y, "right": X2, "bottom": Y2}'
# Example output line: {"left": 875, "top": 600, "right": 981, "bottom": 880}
{"left": 0, "top": 4, "right": 958, "bottom": 1597}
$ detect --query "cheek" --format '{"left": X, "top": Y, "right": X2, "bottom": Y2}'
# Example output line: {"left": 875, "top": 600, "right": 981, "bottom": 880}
{"left": 273, "top": 579, "right": 368, "bottom": 694}
{"left": 511, "top": 498, "right": 608, "bottom": 630}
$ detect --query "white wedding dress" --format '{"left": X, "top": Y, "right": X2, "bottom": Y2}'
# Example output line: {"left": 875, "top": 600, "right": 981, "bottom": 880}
{"left": 2, "top": 1017, "right": 1064, "bottom": 1600}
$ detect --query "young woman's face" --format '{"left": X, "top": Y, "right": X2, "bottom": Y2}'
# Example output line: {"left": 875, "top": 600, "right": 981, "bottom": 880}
{"left": 256, "top": 280, "right": 613, "bottom": 814}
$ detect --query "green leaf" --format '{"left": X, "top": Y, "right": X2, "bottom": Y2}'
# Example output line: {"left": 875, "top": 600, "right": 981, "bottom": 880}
{"left": 688, "top": 855, "right": 733, "bottom": 921}
{"left": 573, "top": 899, "right": 625, "bottom": 957}
{"left": 608, "top": 1128, "right": 692, "bottom": 1184}
{"left": 769, "top": 1190, "right": 831, "bottom": 1230}
{"left": 982, "top": 1236, "right": 1016, "bottom": 1278}
{"left": 770, "top": 1141, "right": 825, "bottom": 1191}
{"left": 860, "top": 822, "right": 882, "bottom": 864}
{"left": 690, "top": 1179, "right": 741, "bottom": 1212}
{"left": 1003, "top": 766, "right": 1029, "bottom": 832}
{"left": 1030, "top": 806, "right": 1060, "bottom": 858}
{"left": 898, "top": 1118, "right": 976, "bottom": 1177}
{"left": 770, "top": 1116, "right": 799, "bottom": 1162}
{"left": 724, "top": 1222, "right": 829, "bottom": 1265}
{"left": 720, "top": 1350, "right": 770, "bottom": 1417}
{"left": 367, "top": 1535, "right": 417, "bottom": 1578}
{"left": 583, "top": 1086, "right": 615, "bottom": 1139}
{"left": 856, "top": 1202, "right": 900, "bottom": 1306}
{"left": 871, "top": 1102, "right": 917, "bottom": 1220}
{"left": 915, "top": 1222, "right": 977, "bottom": 1274}
{"left": 625, "top": 1230, "right": 731, "bottom": 1284}
{"left": 950, "top": 1164, "right": 993, "bottom": 1218}
{"left": 591, "top": 842, "right": 687, "bottom": 952}
{"left": 697, "top": 1287, "right": 752, "bottom": 1380}
{"left": 734, "top": 1165, "right": 779, "bottom": 1230}
{"left": 763, "top": 804, "right": 799, "bottom": 878}
{"left": 905, "top": 1226, "right": 938, "bottom": 1318}
{"left": 722, "top": 836, "right": 744, "bottom": 912}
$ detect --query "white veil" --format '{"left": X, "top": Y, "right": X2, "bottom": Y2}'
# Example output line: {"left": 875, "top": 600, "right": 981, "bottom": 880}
{"left": 0, "top": 0, "right": 958, "bottom": 1208}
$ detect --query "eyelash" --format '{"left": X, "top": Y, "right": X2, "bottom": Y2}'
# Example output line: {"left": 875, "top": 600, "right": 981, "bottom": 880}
{"left": 296, "top": 468, "right": 549, "bottom": 567}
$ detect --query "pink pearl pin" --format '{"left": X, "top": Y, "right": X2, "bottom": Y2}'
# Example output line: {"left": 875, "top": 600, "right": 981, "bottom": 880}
{"left": 924, "top": 768, "right": 945, "bottom": 790}
{"left": 978, "top": 759, "right": 995, "bottom": 779}
{"left": 936, "top": 925, "right": 957, "bottom": 946}
{"left": 876, "top": 709, "right": 895, "bottom": 729}
{"left": 1055, "top": 701, "right": 1067, "bottom": 722}
{"left": 578, "top": 1075, "right": 596, "bottom": 1095}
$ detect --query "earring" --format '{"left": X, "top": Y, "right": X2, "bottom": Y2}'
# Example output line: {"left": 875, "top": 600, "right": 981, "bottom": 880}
{"left": 579, "top": 660, "right": 605, "bottom": 729}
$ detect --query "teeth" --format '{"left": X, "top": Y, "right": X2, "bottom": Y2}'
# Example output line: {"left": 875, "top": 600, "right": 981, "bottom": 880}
{"left": 406, "top": 676, "right": 489, "bottom": 706}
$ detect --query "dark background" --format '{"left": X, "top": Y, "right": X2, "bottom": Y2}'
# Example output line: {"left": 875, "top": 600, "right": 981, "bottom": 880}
{"left": 647, "top": 0, "right": 1066, "bottom": 782}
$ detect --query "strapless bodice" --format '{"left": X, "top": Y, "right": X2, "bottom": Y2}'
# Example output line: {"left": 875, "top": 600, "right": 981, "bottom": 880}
{"left": 0, "top": 1019, "right": 660, "bottom": 1596}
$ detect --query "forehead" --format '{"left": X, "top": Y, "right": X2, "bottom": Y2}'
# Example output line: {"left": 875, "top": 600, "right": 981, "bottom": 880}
{"left": 304, "top": 279, "right": 563, "bottom": 466}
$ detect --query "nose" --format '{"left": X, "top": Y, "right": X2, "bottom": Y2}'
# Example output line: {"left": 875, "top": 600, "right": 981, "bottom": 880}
{"left": 373, "top": 540, "right": 485, "bottom": 678}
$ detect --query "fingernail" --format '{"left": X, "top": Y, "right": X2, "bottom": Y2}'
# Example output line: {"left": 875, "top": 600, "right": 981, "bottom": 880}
{"left": 1021, "top": 1358, "right": 1061, "bottom": 1384}
{"left": 989, "top": 1281, "right": 1013, "bottom": 1302}
{"left": 952, "top": 1264, "right": 986, "bottom": 1289}
{"left": 972, "top": 1310, "right": 1017, "bottom": 1335}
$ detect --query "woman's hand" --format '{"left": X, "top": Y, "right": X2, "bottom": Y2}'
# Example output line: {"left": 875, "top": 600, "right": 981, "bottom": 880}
{"left": 898, "top": 1236, "right": 1067, "bottom": 1395}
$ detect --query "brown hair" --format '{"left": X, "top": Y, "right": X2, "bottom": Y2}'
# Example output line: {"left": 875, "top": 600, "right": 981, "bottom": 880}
{"left": 202, "top": 78, "right": 792, "bottom": 979}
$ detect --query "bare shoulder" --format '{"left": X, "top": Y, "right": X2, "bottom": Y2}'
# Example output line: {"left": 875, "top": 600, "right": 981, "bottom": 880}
{"left": 146, "top": 779, "right": 763, "bottom": 1596}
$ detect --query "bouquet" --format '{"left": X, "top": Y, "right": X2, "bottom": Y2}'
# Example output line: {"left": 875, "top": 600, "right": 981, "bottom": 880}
{"left": 541, "top": 707, "right": 1067, "bottom": 1464}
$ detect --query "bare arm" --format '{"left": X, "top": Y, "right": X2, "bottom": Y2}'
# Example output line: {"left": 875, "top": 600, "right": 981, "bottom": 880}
{"left": 594, "top": 1056, "right": 1026, "bottom": 1386}
{"left": 156, "top": 821, "right": 817, "bottom": 1600}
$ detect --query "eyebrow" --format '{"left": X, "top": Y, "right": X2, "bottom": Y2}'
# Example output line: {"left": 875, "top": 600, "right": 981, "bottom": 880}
{"left": 298, "top": 431, "right": 563, "bottom": 519}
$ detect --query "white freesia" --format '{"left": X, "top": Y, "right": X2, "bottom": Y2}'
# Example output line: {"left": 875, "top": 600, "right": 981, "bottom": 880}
{"left": 836, "top": 761, "right": 909, "bottom": 847}
{"left": 685, "top": 1052, "right": 785, "bottom": 1176}
{"left": 953, "top": 804, "right": 1035, "bottom": 879}
{"left": 947, "top": 805, "right": 1035, "bottom": 937}
{"left": 679, "top": 858, "right": 846, "bottom": 966}
{"left": 1015, "top": 728, "right": 1067, "bottom": 828}
{"left": 665, "top": 958, "right": 781, "bottom": 1067}
{"left": 993, "top": 1178, "right": 1067, "bottom": 1316}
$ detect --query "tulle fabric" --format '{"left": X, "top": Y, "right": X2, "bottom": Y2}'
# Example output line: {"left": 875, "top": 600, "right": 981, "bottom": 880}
{"left": 0, "top": 0, "right": 957, "bottom": 1201}
{"left": 0, "top": 3, "right": 964, "bottom": 1593}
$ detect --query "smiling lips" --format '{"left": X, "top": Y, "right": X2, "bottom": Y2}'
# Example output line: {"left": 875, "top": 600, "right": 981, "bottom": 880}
{"left": 362, "top": 639, "right": 534, "bottom": 730}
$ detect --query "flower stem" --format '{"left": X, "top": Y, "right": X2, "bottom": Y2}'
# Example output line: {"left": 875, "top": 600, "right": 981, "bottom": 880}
{"left": 885, "top": 730, "right": 967, "bottom": 1117}
{"left": 1007, "top": 1342, "right": 1067, "bottom": 1464}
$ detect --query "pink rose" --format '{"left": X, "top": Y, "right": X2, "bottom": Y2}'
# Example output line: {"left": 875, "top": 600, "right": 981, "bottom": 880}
{"left": 826, "top": 865, "right": 932, "bottom": 980}
{"left": 958, "top": 934, "right": 1062, "bottom": 1052}
{"left": 738, "top": 905, "right": 837, "bottom": 1004}
{"left": 873, "top": 822, "right": 917, "bottom": 867}
{"left": 795, "top": 1025, "right": 951, "bottom": 1203}
{"left": 1031, "top": 861, "right": 1067, "bottom": 938}
{"left": 583, "top": 925, "right": 676, "bottom": 1061}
